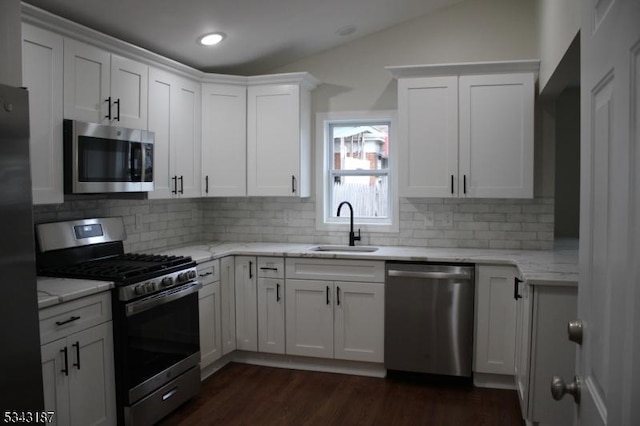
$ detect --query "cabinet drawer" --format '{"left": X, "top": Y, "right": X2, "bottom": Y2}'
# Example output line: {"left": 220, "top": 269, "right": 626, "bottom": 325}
{"left": 285, "top": 258, "right": 385, "bottom": 283}
{"left": 197, "top": 259, "right": 220, "bottom": 285}
{"left": 39, "top": 292, "right": 112, "bottom": 345}
{"left": 257, "top": 257, "right": 284, "bottom": 278}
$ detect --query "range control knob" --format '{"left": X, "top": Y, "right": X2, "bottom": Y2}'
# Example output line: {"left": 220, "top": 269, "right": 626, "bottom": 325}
{"left": 134, "top": 284, "right": 146, "bottom": 295}
{"left": 161, "top": 277, "right": 174, "bottom": 287}
{"left": 188, "top": 270, "right": 197, "bottom": 280}
{"left": 146, "top": 282, "right": 155, "bottom": 292}
{"left": 177, "top": 273, "right": 187, "bottom": 283}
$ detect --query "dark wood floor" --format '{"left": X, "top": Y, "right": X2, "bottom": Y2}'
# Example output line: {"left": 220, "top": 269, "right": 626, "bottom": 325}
{"left": 159, "top": 363, "right": 524, "bottom": 426}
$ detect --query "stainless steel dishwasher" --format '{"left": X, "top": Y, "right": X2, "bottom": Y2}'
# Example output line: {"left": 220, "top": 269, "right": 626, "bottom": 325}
{"left": 385, "top": 262, "right": 475, "bottom": 377}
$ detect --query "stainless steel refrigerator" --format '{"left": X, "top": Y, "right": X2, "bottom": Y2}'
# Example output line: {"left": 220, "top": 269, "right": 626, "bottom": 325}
{"left": 0, "top": 83, "right": 44, "bottom": 409}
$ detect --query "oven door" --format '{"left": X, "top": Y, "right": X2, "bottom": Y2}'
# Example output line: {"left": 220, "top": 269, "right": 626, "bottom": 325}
{"left": 121, "top": 281, "right": 202, "bottom": 404}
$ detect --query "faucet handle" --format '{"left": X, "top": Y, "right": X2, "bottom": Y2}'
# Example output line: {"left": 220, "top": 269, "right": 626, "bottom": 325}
{"left": 354, "top": 229, "right": 361, "bottom": 242}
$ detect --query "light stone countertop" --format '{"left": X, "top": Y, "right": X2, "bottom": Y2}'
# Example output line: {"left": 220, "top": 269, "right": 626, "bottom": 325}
{"left": 161, "top": 240, "right": 579, "bottom": 287}
{"left": 37, "top": 276, "right": 114, "bottom": 309}
{"left": 37, "top": 241, "right": 577, "bottom": 309}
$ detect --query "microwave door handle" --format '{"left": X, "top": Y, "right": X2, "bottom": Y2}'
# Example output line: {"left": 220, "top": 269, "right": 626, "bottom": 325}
{"left": 130, "top": 143, "right": 142, "bottom": 182}
{"left": 140, "top": 143, "right": 146, "bottom": 183}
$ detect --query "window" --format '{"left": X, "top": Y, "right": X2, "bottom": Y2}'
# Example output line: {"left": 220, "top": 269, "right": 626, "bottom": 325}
{"left": 316, "top": 111, "right": 397, "bottom": 232}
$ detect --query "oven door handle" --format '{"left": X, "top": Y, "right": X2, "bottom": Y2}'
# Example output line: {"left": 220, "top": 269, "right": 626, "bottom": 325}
{"left": 125, "top": 282, "right": 203, "bottom": 317}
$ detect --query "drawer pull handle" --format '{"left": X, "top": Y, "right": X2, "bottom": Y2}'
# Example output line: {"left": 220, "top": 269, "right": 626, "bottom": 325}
{"left": 56, "top": 315, "right": 81, "bottom": 326}
{"left": 162, "top": 387, "right": 178, "bottom": 401}
{"left": 199, "top": 272, "right": 213, "bottom": 277}
{"left": 260, "top": 267, "right": 278, "bottom": 271}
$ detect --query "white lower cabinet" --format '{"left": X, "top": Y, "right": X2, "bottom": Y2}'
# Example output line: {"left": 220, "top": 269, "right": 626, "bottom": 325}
{"left": 515, "top": 283, "right": 577, "bottom": 426}
{"left": 257, "top": 257, "right": 285, "bottom": 354}
{"left": 220, "top": 257, "right": 236, "bottom": 355}
{"left": 474, "top": 265, "right": 519, "bottom": 376}
{"left": 285, "top": 258, "right": 385, "bottom": 363}
{"left": 39, "top": 293, "right": 116, "bottom": 426}
{"left": 234, "top": 256, "right": 258, "bottom": 351}
{"left": 198, "top": 260, "right": 222, "bottom": 370}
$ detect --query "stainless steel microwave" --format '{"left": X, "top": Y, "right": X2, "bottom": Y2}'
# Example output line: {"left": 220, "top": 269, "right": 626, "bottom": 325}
{"left": 64, "top": 119, "right": 154, "bottom": 194}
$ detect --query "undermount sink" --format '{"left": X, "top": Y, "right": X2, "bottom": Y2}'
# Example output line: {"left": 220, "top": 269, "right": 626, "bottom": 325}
{"left": 309, "top": 245, "right": 379, "bottom": 253}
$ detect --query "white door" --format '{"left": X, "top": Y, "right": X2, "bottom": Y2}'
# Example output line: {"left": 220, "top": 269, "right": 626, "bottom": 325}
{"left": 40, "top": 339, "right": 70, "bottom": 426}
{"left": 257, "top": 277, "right": 285, "bottom": 354}
{"left": 397, "top": 76, "right": 459, "bottom": 197}
{"left": 234, "top": 256, "right": 257, "bottom": 351}
{"left": 578, "top": 1, "right": 640, "bottom": 425}
{"left": 201, "top": 83, "right": 247, "bottom": 196}
{"left": 247, "top": 84, "right": 300, "bottom": 196}
{"left": 220, "top": 256, "right": 237, "bottom": 355}
{"left": 63, "top": 38, "right": 110, "bottom": 123}
{"left": 171, "top": 77, "right": 202, "bottom": 198}
{"left": 199, "top": 281, "right": 222, "bottom": 368}
{"left": 110, "top": 54, "right": 148, "bottom": 129}
{"left": 333, "top": 281, "right": 384, "bottom": 363}
{"left": 148, "top": 68, "right": 174, "bottom": 198}
{"left": 285, "top": 279, "right": 334, "bottom": 358}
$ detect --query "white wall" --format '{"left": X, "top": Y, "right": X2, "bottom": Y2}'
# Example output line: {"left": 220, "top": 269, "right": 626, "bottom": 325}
{"left": 0, "top": 0, "right": 22, "bottom": 86}
{"left": 271, "top": 0, "right": 538, "bottom": 112}
{"left": 536, "top": 0, "right": 581, "bottom": 92}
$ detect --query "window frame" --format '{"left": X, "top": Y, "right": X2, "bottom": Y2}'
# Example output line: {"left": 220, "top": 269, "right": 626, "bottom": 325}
{"left": 315, "top": 110, "right": 398, "bottom": 233}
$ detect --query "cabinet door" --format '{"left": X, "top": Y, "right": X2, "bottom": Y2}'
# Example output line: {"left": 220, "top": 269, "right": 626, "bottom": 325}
{"left": 171, "top": 76, "right": 202, "bottom": 198}
{"left": 285, "top": 279, "right": 333, "bottom": 358}
{"left": 234, "top": 256, "right": 257, "bottom": 351}
{"left": 63, "top": 38, "right": 110, "bottom": 123}
{"left": 220, "top": 257, "right": 236, "bottom": 355}
{"left": 474, "top": 265, "right": 518, "bottom": 375}
{"left": 257, "top": 277, "right": 285, "bottom": 354}
{"left": 110, "top": 54, "right": 148, "bottom": 129}
{"left": 334, "top": 281, "right": 384, "bottom": 363}
{"left": 247, "top": 84, "right": 300, "bottom": 196}
{"left": 21, "top": 23, "right": 64, "bottom": 205}
{"left": 148, "top": 67, "right": 174, "bottom": 199}
{"left": 201, "top": 83, "right": 247, "bottom": 196}
{"left": 398, "top": 76, "right": 459, "bottom": 197}
{"left": 514, "top": 281, "right": 532, "bottom": 418}
{"left": 67, "top": 322, "right": 116, "bottom": 426}
{"left": 199, "top": 281, "right": 222, "bottom": 368}
{"left": 41, "top": 339, "right": 70, "bottom": 426}
{"left": 459, "top": 73, "right": 534, "bottom": 198}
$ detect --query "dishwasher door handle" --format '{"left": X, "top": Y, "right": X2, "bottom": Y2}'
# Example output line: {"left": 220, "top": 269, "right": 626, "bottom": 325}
{"left": 387, "top": 270, "right": 472, "bottom": 280}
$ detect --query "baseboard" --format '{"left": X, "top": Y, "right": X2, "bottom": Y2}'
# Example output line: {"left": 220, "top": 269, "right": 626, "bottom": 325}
{"left": 473, "top": 372, "right": 517, "bottom": 390}
{"left": 230, "top": 351, "right": 387, "bottom": 378}
{"left": 200, "top": 353, "right": 233, "bottom": 381}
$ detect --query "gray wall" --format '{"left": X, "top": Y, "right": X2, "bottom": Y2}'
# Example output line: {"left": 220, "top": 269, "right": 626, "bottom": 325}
{"left": 554, "top": 88, "right": 580, "bottom": 237}
{"left": 0, "top": 0, "right": 22, "bottom": 86}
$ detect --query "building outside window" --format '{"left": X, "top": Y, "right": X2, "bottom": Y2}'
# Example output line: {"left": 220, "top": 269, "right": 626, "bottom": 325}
{"left": 316, "top": 111, "right": 397, "bottom": 233}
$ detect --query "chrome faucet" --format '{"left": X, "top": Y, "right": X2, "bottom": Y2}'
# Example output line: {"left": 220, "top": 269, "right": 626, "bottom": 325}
{"left": 337, "top": 201, "right": 361, "bottom": 246}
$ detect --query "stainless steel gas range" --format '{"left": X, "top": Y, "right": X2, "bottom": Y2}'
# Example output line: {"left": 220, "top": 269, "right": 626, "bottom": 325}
{"left": 36, "top": 217, "right": 202, "bottom": 426}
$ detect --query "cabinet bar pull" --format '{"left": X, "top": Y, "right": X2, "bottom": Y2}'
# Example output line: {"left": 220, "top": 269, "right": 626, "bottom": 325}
{"left": 199, "top": 272, "right": 213, "bottom": 277}
{"left": 326, "top": 286, "right": 330, "bottom": 305}
{"left": 260, "top": 267, "right": 278, "bottom": 271}
{"left": 72, "top": 341, "right": 80, "bottom": 370}
{"left": 276, "top": 283, "right": 281, "bottom": 302}
{"left": 463, "top": 175, "right": 467, "bottom": 194}
{"left": 60, "top": 347, "right": 69, "bottom": 376}
{"left": 105, "top": 97, "right": 112, "bottom": 120}
{"left": 514, "top": 277, "right": 523, "bottom": 300}
{"left": 56, "top": 315, "right": 81, "bottom": 326}
{"left": 337, "top": 286, "right": 341, "bottom": 306}
{"left": 179, "top": 176, "right": 184, "bottom": 194}
{"left": 114, "top": 98, "right": 120, "bottom": 121}
{"left": 249, "top": 261, "right": 253, "bottom": 279}
{"left": 292, "top": 175, "right": 296, "bottom": 193}
{"left": 205, "top": 176, "right": 209, "bottom": 194}
{"left": 172, "top": 176, "right": 178, "bottom": 194}
{"left": 451, "top": 175, "right": 454, "bottom": 194}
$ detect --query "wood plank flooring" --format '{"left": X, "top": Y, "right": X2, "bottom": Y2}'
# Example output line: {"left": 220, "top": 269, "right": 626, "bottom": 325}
{"left": 159, "top": 363, "right": 524, "bottom": 426}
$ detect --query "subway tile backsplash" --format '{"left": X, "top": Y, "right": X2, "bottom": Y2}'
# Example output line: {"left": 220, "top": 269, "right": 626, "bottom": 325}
{"left": 33, "top": 196, "right": 554, "bottom": 252}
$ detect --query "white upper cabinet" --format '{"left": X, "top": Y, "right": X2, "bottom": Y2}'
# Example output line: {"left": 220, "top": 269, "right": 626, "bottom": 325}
{"left": 148, "top": 67, "right": 201, "bottom": 199}
{"left": 459, "top": 73, "right": 534, "bottom": 198}
{"left": 390, "top": 61, "right": 538, "bottom": 199}
{"left": 201, "top": 83, "right": 247, "bottom": 196}
{"left": 398, "top": 76, "right": 459, "bottom": 197}
{"left": 63, "top": 38, "right": 148, "bottom": 129}
{"left": 21, "top": 23, "right": 64, "bottom": 205}
{"left": 247, "top": 74, "right": 318, "bottom": 197}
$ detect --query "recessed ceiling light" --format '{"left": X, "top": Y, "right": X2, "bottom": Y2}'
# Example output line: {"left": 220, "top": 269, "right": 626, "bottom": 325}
{"left": 199, "top": 32, "right": 226, "bottom": 46}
